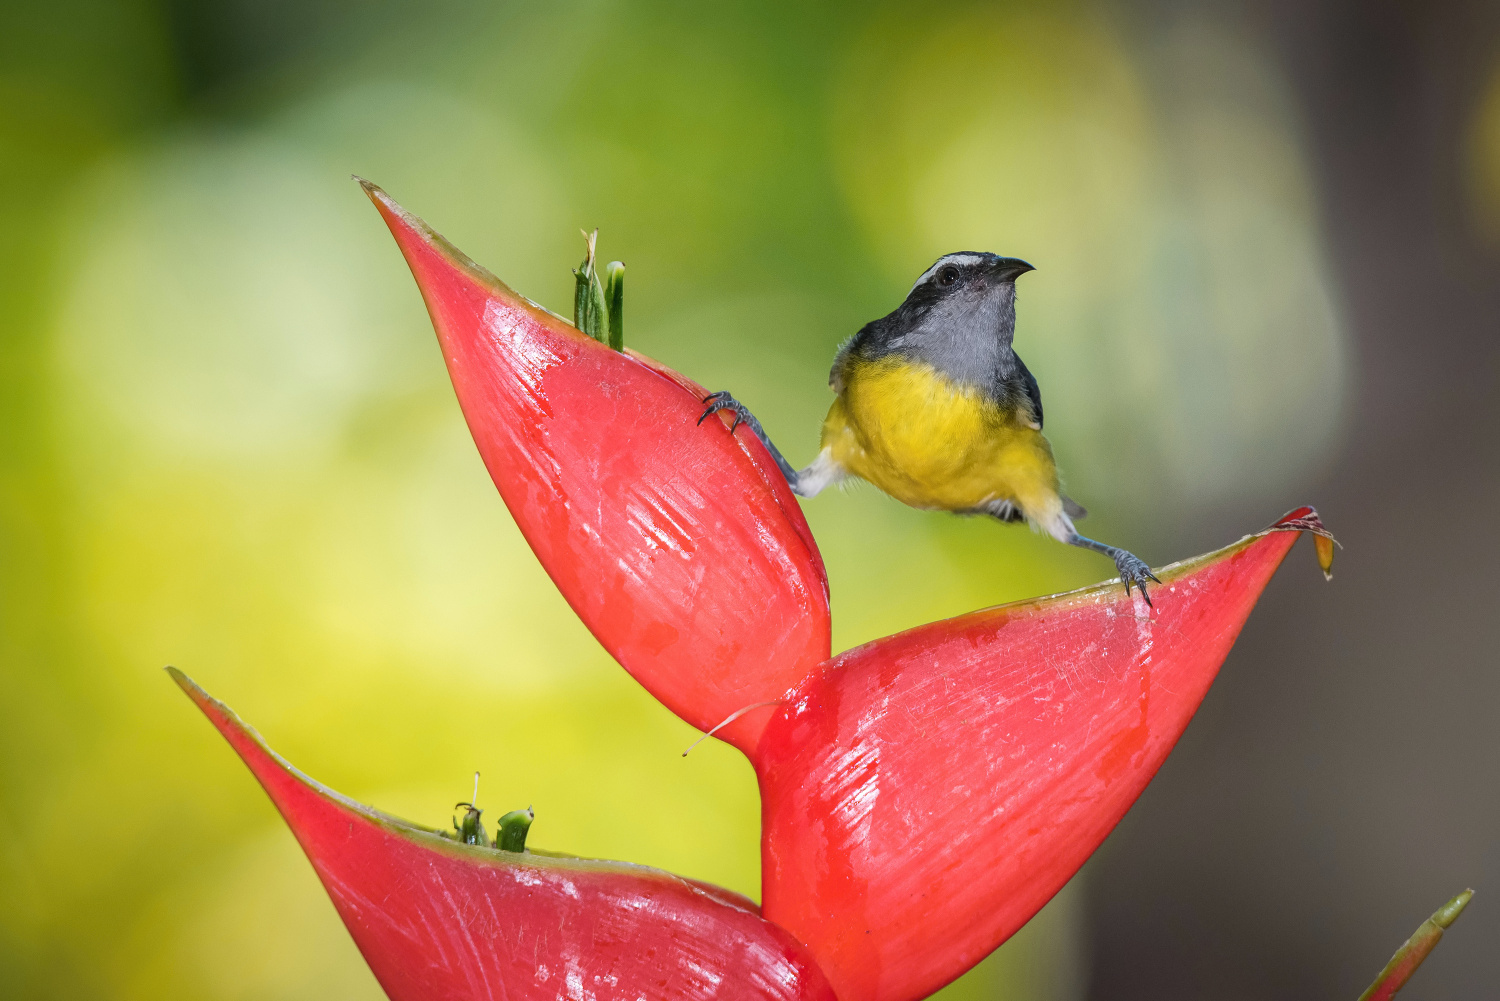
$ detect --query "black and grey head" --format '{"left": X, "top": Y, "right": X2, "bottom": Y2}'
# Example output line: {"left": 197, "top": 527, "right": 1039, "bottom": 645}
{"left": 848, "top": 252, "right": 1035, "bottom": 388}
{"left": 905, "top": 252, "right": 1034, "bottom": 310}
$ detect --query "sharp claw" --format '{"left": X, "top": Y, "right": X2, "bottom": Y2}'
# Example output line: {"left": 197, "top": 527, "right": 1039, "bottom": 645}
{"left": 1115, "top": 554, "right": 1156, "bottom": 609}
{"left": 699, "top": 392, "right": 759, "bottom": 435}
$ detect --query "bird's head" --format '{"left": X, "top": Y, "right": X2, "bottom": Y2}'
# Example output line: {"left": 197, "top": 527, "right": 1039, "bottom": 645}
{"left": 905, "top": 252, "right": 1034, "bottom": 308}
{"left": 886, "top": 253, "right": 1035, "bottom": 366}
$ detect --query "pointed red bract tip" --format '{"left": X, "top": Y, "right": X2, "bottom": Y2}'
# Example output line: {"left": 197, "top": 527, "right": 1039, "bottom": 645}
{"left": 752, "top": 510, "right": 1332, "bottom": 1001}
{"left": 361, "top": 182, "right": 830, "bottom": 753}
{"left": 170, "top": 668, "right": 836, "bottom": 1001}
{"left": 1267, "top": 505, "right": 1338, "bottom": 579}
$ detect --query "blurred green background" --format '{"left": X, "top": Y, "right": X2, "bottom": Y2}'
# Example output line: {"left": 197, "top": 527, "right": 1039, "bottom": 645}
{"left": 2, "top": 1, "right": 1497, "bottom": 999}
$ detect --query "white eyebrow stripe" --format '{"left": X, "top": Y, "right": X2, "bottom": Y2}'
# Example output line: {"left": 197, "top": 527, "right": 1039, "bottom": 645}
{"left": 908, "top": 253, "right": 991, "bottom": 294}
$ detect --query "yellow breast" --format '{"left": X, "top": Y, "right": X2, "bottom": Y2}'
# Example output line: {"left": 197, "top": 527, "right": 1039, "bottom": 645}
{"left": 820, "top": 356, "right": 1062, "bottom": 516}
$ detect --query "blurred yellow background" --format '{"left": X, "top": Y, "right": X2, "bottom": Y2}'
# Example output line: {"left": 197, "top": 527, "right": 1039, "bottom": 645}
{"left": 5, "top": 1, "right": 1494, "bottom": 999}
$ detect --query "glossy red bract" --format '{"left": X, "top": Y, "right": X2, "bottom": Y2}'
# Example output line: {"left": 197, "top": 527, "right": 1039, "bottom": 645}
{"left": 753, "top": 513, "right": 1325, "bottom": 1001}
{"left": 364, "top": 181, "right": 830, "bottom": 754}
{"left": 172, "top": 670, "right": 837, "bottom": 1001}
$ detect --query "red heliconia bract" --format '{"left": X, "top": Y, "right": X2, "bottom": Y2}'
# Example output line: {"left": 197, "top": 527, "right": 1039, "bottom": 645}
{"left": 753, "top": 511, "right": 1332, "bottom": 1001}
{"left": 170, "top": 668, "right": 837, "bottom": 1001}
{"left": 362, "top": 180, "right": 829, "bottom": 754}
{"left": 363, "top": 183, "right": 1337, "bottom": 1001}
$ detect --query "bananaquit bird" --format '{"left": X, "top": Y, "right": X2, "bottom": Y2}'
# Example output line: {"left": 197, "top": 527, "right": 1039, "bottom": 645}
{"left": 699, "top": 252, "right": 1159, "bottom": 602}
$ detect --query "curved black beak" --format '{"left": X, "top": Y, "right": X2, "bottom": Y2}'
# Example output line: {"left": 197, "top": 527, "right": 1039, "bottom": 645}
{"left": 990, "top": 257, "right": 1035, "bottom": 282}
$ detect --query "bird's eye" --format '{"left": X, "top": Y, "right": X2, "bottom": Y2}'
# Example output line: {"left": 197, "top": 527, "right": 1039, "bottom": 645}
{"left": 936, "top": 265, "right": 960, "bottom": 287}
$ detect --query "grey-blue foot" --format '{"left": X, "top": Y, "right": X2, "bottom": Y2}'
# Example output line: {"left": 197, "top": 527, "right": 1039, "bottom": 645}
{"left": 1064, "top": 532, "right": 1159, "bottom": 604}
{"left": 698, "top": 391, "right": 754, "bottom": 432}
{"left": 697, "top": 392, "right": 800, "bottom": 485}
{"left": 1114, "top": 551, "right": 1160, "bottom": 606}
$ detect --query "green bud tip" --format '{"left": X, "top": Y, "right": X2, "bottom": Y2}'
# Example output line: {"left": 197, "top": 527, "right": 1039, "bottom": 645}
{"left": 1432, "top": 889, "right": 1473, "bottom": 929}
{"left": 452, "top": 790, "right": 488, "bottom": 846}
{"left": 572, "top": 229, "right": 609, "bottom": 343}
{"left": 496, "top": 807, "right": 535, "bottom": 853}
{"left": 604, "top": 261, "right": 625, "bottom": 351}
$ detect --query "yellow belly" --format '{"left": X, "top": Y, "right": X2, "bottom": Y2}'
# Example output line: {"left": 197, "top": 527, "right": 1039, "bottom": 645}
{"left": 820, "top": 356, "right": 1062, "bottom": 517}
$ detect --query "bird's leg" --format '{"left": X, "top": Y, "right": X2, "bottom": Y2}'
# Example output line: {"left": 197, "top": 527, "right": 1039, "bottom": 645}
{"left": 698, "top": 393, "right": 846, "bottom": 498}
{"left": 1065, "top": 533, "right": 1160, "bottom": 606}
{"left": 698, "top": 392, "right": 803, "bottom": 489}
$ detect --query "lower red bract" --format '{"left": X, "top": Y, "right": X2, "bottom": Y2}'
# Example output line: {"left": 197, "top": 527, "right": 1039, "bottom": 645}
{"left": 172, "top": 670, "right": 837, "bottom": 1001}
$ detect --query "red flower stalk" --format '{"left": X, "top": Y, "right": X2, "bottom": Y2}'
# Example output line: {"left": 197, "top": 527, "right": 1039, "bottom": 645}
{"left": 1358, "top": 889, "right": 1472, "bottom": 1001}
{"left": 365, "top": 182, "right": 1336, "bottom": 1000}
{"left": 170, "top": 668, "right": 836, "bottom": 1001}
{"left": 361, "top": 180, "right": 828, "bottom": 754}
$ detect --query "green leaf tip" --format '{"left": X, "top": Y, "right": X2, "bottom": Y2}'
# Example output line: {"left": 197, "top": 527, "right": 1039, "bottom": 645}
{"left": 1357, "top": 888, "right": 1474, "bottom": 1001}
{"left": 1432, "top": 888, "right": 1473, "bottom": 929}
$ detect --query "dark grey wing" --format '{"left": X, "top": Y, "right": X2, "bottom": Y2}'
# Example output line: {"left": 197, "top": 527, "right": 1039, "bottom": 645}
{"left": 1014, "top": 352, "right": 1043, "bottom": 429}
{"left": 1012, "top": 353, "right": 1080, "bottom": 517}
